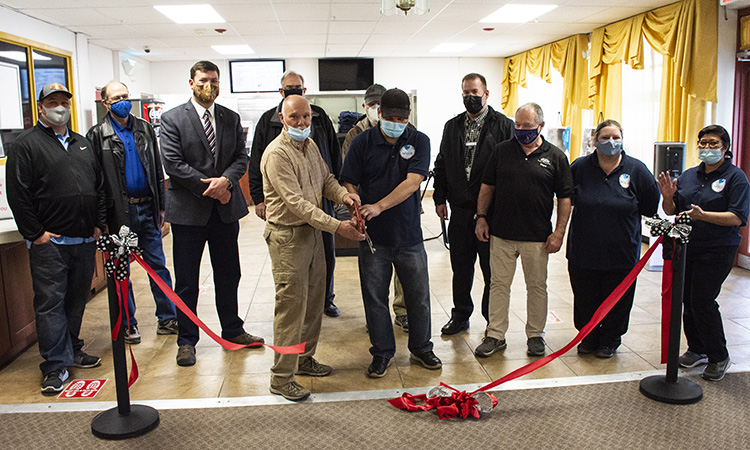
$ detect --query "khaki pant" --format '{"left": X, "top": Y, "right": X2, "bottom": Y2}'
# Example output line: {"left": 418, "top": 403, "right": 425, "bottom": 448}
{"left": 486, "top": 237, "right": 548, "bottom": 341}
{"left": 264, "top": 223, "right": 325, "bottom": 386}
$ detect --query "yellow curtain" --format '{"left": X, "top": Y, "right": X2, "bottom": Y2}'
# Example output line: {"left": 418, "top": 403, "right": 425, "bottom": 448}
{"left": 588, "top": 0, "right": 717, "bottom": 165}
{"left": 501, "top": 34, "right": 590, "bottom": 160}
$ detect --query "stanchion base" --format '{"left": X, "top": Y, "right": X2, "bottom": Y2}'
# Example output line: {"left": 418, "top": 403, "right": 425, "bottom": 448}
{"left": 91, "top": 404, "right": 159, "bottom": 440}
{"left": 639, "top": 375, "right": 703, "bottom": 405}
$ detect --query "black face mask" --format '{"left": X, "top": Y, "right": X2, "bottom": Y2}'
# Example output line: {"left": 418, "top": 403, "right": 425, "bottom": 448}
{"left": 463, "top": 95, "right": 484, "bottom": 115}
{"left": 283, "top": 88, "right": 303, "bottom": 97}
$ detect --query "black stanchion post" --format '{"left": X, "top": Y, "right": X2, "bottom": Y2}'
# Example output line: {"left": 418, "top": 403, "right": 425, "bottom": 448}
{"left": 639, "top": 238, "right": 702, "bottom": 404}
{"left": 91, "top": 274, "right": 159, "bottom": 439}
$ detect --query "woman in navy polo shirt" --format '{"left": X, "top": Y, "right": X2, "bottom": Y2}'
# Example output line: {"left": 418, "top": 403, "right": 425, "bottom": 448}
{"left": 658, "top": 124, "right": 750, "bottom": 381}
{"left": 567, "top": 120, "right": 659, "bottom": 359}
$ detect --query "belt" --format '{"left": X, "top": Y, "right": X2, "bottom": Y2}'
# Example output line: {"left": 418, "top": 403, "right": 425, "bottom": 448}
{"left": 129, "top": 196, "right": 152, "bottom": 204}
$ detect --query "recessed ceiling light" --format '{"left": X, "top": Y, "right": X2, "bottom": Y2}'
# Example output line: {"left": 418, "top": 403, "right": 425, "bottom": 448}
{"left": 212, "top": 45, "right": 255, "bottom": 55}
{"left": 430, "top": 43, "right": 475, "bottom": 53}
{"left": 154, "top": 4, "right": 225, "bottom": 24}
{"left": 480, "top": 4, "right": 558, "bottom": 24}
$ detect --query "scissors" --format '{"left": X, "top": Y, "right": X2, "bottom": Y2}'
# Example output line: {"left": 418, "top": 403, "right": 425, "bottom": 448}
{"left": 353, "top": 201, "right": 375, "bottom": 254}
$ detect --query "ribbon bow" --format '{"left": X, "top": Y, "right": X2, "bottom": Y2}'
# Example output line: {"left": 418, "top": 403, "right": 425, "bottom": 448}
{"left": 389, "top": 383, "right": 498, "bottom": 420}
{"left": 646, "top": 215, "right": 692, "bottom": 244}
{"left": 96, "top": 226, "right": 142, "bottom": 281}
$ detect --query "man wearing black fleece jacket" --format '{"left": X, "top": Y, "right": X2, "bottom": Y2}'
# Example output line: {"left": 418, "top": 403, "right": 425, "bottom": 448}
{"left": 6, "top": 83, "right": 106, "bottom": 395}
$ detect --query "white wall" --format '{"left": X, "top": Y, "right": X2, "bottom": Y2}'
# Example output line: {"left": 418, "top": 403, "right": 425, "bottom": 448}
{"left": 149, "top": 56, "right": 505, "bottom": 166}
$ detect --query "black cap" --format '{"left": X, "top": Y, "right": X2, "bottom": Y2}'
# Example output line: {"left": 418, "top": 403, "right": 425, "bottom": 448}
{"left": 38, "top": 83, "right": 72, "bottom": 102}
{"left": 364, "top": 84, "right": 386, "bottom": 105}
{"left": 380, "top": 88, "right": 410, "bottom": 120}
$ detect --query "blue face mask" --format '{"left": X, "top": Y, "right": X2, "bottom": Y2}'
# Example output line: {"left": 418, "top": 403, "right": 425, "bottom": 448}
{"left": 699, "top": 148, "right": 723, "bottom": 165}
{"left": 286, "top": 126, "right": 311, "bottom": 142}
{"left": 514, "top": 127, "right": 540, "bottom": 145}
{"left": 110, "top": 99, "right": 132, "bottom": 118}
{"left": 595, "top": 138, "right": 623, "bottom": 157}
{"left": 380, "top": 120, "right": 406, "bottom": 138}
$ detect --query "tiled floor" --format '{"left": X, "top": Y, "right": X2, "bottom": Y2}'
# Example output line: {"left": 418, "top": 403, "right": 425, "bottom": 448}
{"left": 2, "top": 196, "right": 750, "bottom": 405}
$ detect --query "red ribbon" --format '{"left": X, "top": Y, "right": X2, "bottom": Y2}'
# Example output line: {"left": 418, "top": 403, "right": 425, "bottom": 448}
{"left": 108, "top": 258, "right": 139, "bottom": 387}
{"left": 390, "top": 236, "right": 664, "bottom": 419}
{"left": 389, "top": 383, "right": 498, "bottom": 419}
{"left": 660, "top": 258, "right": 674, "bottom": 364}
{"left": 130, "top": 253, "right": 305, "bottom": 354}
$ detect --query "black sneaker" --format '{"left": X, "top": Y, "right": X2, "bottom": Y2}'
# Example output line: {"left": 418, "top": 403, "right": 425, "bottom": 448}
{"left": 394, "top": 315, "right": 409, "bottom": 332}
{"left": 410, "top": 351, "right": 442, "bottom": 370}
{"left": 157, "top": 319, "right": 179, "bottom": 335}
{"left": 527, "top": 337, "right": 546, "bottom": 356}
{"left": 474, "top": 337, "right": 507, "bottom": 357}
{"left": 125, "top": 324, "right": 141, "bottom": 344}
{"left": 595, "top": 346, "right": 616, "bottom": 359}
{"left": 367, "top": 356, "right": 392, "bottom": 378}
{"left": 41, "top": 369, "right": 69, "bottom": 394}
{"left": 702, "top": 357, "right": 731, "bottom": 381}
{"left": 71, "top": 352, "right": 102, "bottom": 368}
{"left": 678, "top": 351, "right": 709, "bottom": 368}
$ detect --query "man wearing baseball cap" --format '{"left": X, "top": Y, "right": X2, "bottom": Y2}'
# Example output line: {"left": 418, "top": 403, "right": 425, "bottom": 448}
{"left": 6, "top": 83, "right": 106, "bottom": 394}
{"left": 340, "top": 88, "right": 442, "bottom": 378}
{"left": 341, "top": 84, "right": 415, "bottom": 333}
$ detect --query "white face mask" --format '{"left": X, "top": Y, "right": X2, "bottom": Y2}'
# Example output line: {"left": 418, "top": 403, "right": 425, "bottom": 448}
{"left": 366, "top": 105, "right": 380, "bottom": 126}
{"left": 42, "top": 105, "right": 71, "bottom": 126}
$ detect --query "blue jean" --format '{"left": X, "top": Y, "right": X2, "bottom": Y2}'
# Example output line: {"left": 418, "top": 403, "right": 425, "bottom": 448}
{"left": 29, "top": 241, "right": 96, "bottom": 376}
{"left": 358, "top": 242, "right": 433, "bottom": 359}
{"left": 125, "top": 202, "right": 176, "bottom": 325}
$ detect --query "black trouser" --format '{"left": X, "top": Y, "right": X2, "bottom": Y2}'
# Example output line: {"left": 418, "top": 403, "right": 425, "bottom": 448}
{"left": 172, "top": 208, "right": 244, "bottom": 346}
{"left": 447, "top": 206, "right": 490, "bottom": 323}
{"left": 683, "top": 244, "right": 737, "bottom": 363}
{"left": 568, "top": 261, "right": 636, "bottom": 349}
{"left": 323, "top": 230, "right": 335, "bottom": 307}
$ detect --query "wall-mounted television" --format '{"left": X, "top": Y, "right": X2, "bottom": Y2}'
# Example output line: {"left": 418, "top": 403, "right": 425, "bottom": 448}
{"left": 229, "top": 59, "right": 285, "bottom": 93}
{"left": 318, "top": 58, "right": 374, "bottom": 91}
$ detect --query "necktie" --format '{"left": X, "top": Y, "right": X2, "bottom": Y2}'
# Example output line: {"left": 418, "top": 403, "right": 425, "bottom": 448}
{"left": 203, "top": 110, "right": 216, "bottom": 156}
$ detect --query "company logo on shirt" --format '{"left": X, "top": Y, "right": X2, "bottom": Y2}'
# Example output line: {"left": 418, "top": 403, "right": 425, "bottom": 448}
{"left": 400, "top": 144, "right": 415, "bottom": 159}
{"left": 539, "top": 157, "right": 551, "bottom": 169}
{"left": 712, "top": 178, "right": 726, "bottom": 193}
{"left": 619, "top": 173, "right": 630, "bottom": 189}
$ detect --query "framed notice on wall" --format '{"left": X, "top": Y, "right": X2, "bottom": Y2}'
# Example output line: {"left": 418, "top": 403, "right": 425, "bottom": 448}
{"left": 0, "top": 62, "right": 24, "bottom": 130}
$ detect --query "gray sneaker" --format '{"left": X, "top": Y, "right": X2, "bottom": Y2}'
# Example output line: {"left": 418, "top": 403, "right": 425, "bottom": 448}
{"left": 474, "top": 337, "right": 507, "bottom": 357}
{"left": 125, "top": 324, "right": 141, "bottom": 344}
{"left": 678, "top": 351, "right": 709, "bottom": 368}
{"left": 527, "top": 337, "right": 546, "bottom": 356}
{"left": 297, "top": 356, "right": 332, "bottom": 377}
{"left": 394, "top": 315, "right": 409, "bottom": 332}
{"left": 41, "top": 369, "right": 69, "bottom": 394}
{"left": 270, "top": 381, "right": 310, "bottom": 401}
{"left": 702, "top": 357, "right": 731, "bottom": 381}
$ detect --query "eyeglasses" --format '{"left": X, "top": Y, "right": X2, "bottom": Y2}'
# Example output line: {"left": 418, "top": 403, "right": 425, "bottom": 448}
{"left": 697, "top": 139, "right": 722, "bottom": 149}
{"left": 106, "top": 94, "right": 129, "bottom": 103}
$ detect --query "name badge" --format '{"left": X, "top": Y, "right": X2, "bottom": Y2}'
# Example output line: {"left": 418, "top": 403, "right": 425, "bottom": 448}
{"left": 400, "top": 144, "right": 415, "bottom": 159}
{"left": 712, "top": 178, "right": 726, "bottom": 193}
{"left": 619, "top": 173, "right": 631, "bottom": 189}
{"left": 466, "top": 142, "right": 477, "bottom": 147}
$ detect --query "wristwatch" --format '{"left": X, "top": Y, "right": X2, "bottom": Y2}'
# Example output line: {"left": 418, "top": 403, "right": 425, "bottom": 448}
{"left": 473, "top": 213, "right": 487, "bottom": 221}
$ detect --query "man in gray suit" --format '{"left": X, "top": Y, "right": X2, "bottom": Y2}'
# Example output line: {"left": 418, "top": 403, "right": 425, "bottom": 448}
{"left": 160, "top": 60, "right": 264, "bottom": 366}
